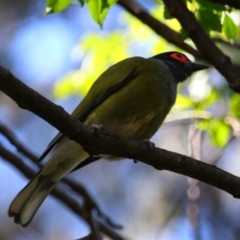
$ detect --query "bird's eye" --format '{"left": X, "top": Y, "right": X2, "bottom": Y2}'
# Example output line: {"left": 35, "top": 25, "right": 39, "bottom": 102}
{"left": 170, "top": 52, "right": 191, "bottom": 63}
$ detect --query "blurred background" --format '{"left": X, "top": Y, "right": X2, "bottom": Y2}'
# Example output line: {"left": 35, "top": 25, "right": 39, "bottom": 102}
{"left": 1, "top": 0, "right": 240, "bottom": 239}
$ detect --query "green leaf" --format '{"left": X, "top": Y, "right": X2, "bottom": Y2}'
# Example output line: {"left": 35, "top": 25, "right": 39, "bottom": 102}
{"left": 196, "top": 0, "right": 227, "bottom": 11}
{"left": 229, "top": 93, "right": 240, "bottom": 119}
{"left": 54, "top": 30, "right": 131, "bottom": 98}
{"left": 46, "top": 0, "right": 72, "bottom": 13}
{"left": 198, "top": 119, "right": 231, "bottom": 148}
{"left": 78, "top": 0, "right": 86, "bottom": 7}
{"left": 223, "top": 14, "right": 237, "bottom": 40}
{"left": 197, "top": 9, "right": 222, "bottom": 35}
{"left": 197, "top": 89, "right": 219, "bottom": 110}
{"left": 176, "top": 95, "right": 195, "bottom": 108}
{"left": 108, "top": 0, "right": 117, "bottom": 4}
{"left": 163, "top": 5, "right": 172, "bottom": 19}
{"left": 87, "top": 0, "right": 116, "bottom": 27}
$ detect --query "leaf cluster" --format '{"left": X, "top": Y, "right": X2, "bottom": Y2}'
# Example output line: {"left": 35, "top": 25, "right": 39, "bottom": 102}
{"left": 46, "top": 0, "right": 116, "bottom": 27}
{"left": 46, "top": 0, "right": 240, "bottom": 149}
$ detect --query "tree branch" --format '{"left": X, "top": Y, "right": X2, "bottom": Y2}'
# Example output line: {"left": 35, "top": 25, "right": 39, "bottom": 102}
{"left": 1, "top": 66, "right": 240, "bottom": 198}
{"left": 0, "top": 122, "right": 38, "bottom": 161}
{"left": 0, "top": 119, "right": 122, "bottom": 236}
{"left": 163, "top": 0, "right": 240, "bottom": 93}
{"left": 117, "top": 0, "right": 203, "bottom": 60}
{"left": 0, "top": 144, "right": 125, "bottom": 240}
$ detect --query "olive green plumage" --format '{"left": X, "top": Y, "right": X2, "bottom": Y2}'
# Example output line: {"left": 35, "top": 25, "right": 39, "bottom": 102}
{"left": 8, "top": 52, "right": 208, "bottom": 227}
{"left": 77, "top": 57, "right": 177, "bottom": 139}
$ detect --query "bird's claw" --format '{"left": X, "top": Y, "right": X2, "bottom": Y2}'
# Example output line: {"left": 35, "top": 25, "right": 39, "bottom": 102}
{"left": 142, "top": 139, "right": 155, "bottom": 150}
{"left": 90, "top": 124, "right": 105, "bottom": 134}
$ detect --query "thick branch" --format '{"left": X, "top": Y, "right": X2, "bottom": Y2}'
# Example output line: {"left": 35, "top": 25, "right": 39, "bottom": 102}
{"left": 163, "top": 0, "right": 240, "bottom": 93}
{"left": 1, "top": 67, "right": 240, "bottom": 198}
{"left": 117, "top": 0, "right": 203, "bottom": 60}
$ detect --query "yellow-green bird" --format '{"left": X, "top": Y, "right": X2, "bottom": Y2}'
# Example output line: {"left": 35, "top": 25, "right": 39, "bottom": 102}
{"left": 9, "top": 51, "right": 208, "bottom": 227}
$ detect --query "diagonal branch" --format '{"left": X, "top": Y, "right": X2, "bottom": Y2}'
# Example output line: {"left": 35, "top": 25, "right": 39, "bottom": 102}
{"left": 1, "top": 66, "right": 240, "bottom": 198}
{"left": 117, "top": 0, "right": 203, "bottom": 60}
{"left": 0, "top": 122, "right": 38, "bottom": 161}
{"left": 62, "top": 177, "right": 122, "bottom": 230}
{"left": 162, "top": 0, "right": 240, "bottom": 93}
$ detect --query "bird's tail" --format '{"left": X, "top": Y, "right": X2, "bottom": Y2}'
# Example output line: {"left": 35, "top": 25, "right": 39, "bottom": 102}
{"left": 9, "top": 140, "right": 90, "bottom": 227}
{"left": 8, "top": 171, "right": 56, "bottom": 227}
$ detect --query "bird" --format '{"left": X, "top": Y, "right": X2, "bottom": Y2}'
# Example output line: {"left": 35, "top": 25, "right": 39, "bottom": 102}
{"left": 8, "top": 51, "right": 208, "bottom": 227}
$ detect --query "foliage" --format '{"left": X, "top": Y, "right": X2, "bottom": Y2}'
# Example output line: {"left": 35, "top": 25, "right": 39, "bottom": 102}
{"left": 223, "top": 13, "right": 237, "bottom": 40}
{"left": 229, "top": 93, "right": 240, "bottom": 120}
{"left": 162, "top": 0, "right": 237, "bottom": 40}
{"left": 54, "top": 5, "right": 181, "bottom": 98}
{"left": 198, "top": 119, "right": 231, "bottom": 148}
{"left": 54, "top": 31, "right": 131, "bottom": 97}
{"left": 46, "top": 0, "right": 116, "bottom": 26}
{"left": 46, "top": 0, "right": 240, "bottom": 148}
{"left": 46, "top": 0, "right": 72, "bottom": 13}
{"left": 46, "top": 0, "right": 238, "bottom": 39}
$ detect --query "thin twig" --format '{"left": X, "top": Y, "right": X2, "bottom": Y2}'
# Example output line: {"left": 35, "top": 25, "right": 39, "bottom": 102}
{"left": 0, "top": 120, "right": 123, "bottom": 230}
{"left": 0, "top": 145, "right": 126, "bottom": 240}
{"left": 0, "top": 122, "right": 38, "bottom": 161}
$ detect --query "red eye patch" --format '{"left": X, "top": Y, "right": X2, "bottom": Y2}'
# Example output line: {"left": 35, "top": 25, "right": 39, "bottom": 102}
{"left": 170, "top": 52, "right": 191, "bottom": 63}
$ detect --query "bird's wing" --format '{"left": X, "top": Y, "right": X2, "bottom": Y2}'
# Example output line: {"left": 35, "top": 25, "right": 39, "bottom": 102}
{"left": 37, "top": 61, "right": 139, "bottom": 163}
{"left": 73, "top": 67, "right": 137, "bottom": 121}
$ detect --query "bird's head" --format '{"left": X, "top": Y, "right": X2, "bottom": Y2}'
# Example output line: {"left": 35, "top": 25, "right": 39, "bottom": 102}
{"left": 152, "top": 51, "right": 209, "bottom": 83}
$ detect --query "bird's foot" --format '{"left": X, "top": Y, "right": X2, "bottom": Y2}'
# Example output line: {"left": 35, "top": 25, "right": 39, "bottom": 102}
{"left": 90, "top": 124, "right": 105, "bottom": 134}
{"left": 142, "top": 139, "right": 155, "bottom": 150}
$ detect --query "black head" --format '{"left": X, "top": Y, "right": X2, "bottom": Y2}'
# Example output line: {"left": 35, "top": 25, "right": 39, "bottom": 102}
{"left": 151, "top": 52, "right": 209, "bottom": 83}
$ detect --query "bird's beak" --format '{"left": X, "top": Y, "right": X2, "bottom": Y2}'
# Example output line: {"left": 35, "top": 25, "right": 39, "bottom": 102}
{"left": 187, "top": 62, "right": 209, "bottom": 72}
